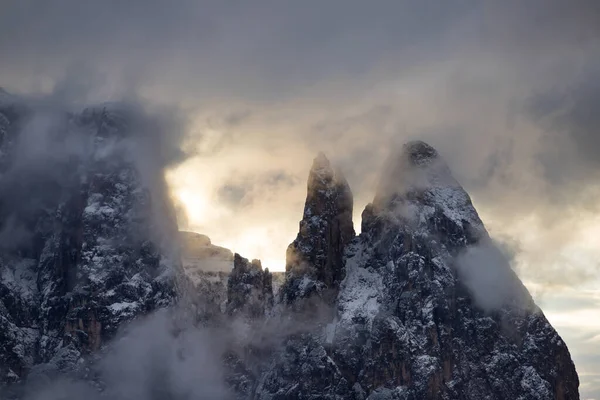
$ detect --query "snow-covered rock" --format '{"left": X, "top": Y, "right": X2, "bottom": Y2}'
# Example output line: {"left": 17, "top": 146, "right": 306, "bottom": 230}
{"left": 254, "top": 142, "right": 579, "bottom": 400}
{"left": 0, "top": 96, "right": 580, "bottom": 400}
{"left": 0, "top": 99, "right": 181, "bottom": 386}
{"left": 227, "top": 254, "right": 273, "bottom": 319}
{"left": 281, "top": 152, "right": 355, "bottom": 307}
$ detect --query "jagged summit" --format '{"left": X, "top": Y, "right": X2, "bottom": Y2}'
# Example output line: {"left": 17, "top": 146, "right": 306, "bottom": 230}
{"left": 257, "top": 142, "right": 579, "bottom": 399}
{"left": 0, "top": 99, "right": 180, "bottom": 387}
{"left": 403, "top": 140, "right": 440, "bottom": 165}
{"left": 368, "top": 141, "right": 485, "bottom": 242}
{"left": 254, "top": 143, "right": 579, "bottom": 399}
{"left": 374, "top": 140, "right": 455, "bottom": 204}
{"left": 303, "top": 152, "right": 352, "bottom": 215}
{"left": 226, "top": 253, "right": 273, "bottom": 318}
{"left": 312, "top": 151, "right": 330, "bottom": 170}
{"left": 281, "top": 152, "right": 355, "bottom": 305}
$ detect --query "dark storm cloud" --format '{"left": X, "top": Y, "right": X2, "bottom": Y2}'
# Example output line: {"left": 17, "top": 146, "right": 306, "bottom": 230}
{"left": 1, "top": 0, "right": 600, "bottom": 311}
{"left": 0, "top": 0, "right": 480, "bottom": 100}
{"left": 529, "top": 63, "right": 600, "bottom": 187}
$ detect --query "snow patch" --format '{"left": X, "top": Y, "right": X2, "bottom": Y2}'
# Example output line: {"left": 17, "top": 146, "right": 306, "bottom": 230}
{"left": 1, "top": 258, "right": 38, "bottom": 300}
{"left": 108, "top": 302, "right": 139, "bottom": 313}
{"left": 338, "top": 244, "right": 383, "bottom": 329}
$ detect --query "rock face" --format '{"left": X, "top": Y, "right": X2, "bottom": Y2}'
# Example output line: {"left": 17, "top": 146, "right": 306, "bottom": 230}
{"left": 255, "top": 142, "right": 579, "bottom": 399}
{"left": 0, "top": 93, "right": 580, "bottom": 400}
{"left": 227, "top": 254, "right": 273, "bottom": 319}
{"left": 0, "top": 99, "right": 181, "bottom": 386}
{"left": 281, "top": 153, "right": 354, "bottom": 306}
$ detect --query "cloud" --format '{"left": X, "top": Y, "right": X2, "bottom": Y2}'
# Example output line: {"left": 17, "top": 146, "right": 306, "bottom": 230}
{"left": 1, "top": 0, "right": 600, "bottom": 309}
{"left": 0, "top": 89, "right": 191, "bottom": 260}
{"left": 529, "top": 64, "right": 600, "bottom": 188}
{"left": 20, "top": 310, "right": 231, "bottom": 400}
{"left": 3, "top": 0, "right": 599, "bottom": 291}
{"left": 2, "top": 0, "right": 600, "bottom": 396}
{"left": 455, "top": 239, "right": 533, "bottom": 312}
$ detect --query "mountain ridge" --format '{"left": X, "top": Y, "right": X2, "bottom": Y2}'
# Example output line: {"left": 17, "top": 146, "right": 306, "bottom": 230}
{"left": 0, "top": 97, "right": 579, "bottom": 399}
{"left": 255, "top": 147, "right": 578, "bottom": 399}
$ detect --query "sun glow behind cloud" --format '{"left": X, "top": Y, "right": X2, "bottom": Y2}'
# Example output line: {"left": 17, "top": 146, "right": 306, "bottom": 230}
{"left": 166, "top": 152, "right": 301, "bottom": 272}
{"left": 1, "top": 0, "right": 600, "bottom": 397}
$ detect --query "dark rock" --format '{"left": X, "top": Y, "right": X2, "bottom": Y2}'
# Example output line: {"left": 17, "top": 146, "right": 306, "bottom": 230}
{"left": 0, "top": 97, "right": 580, "bottom": 400}
{"left": 0, "top": 102, "right": 181, "bottom": 386}
{"left": 255, "top": 141, "right": 579, "bottom": 400}
{"left": 281, "top": 152, "right": 355, "bottom": 307}
{"left": 227, "top": 254, "right": 273, "bottom": 318}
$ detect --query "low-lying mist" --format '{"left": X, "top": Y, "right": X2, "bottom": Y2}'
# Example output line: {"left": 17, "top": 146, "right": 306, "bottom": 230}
{"left": 455, "top": 239, "right": 534, "bottom": 313}
{"left": 20, "top": 311, "right": 231, "bottom": 400}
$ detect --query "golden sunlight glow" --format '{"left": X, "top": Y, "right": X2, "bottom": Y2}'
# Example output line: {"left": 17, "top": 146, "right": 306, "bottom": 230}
{"left": 261, "top": 259, "right": 287, "bottom": 272}
{"left": 219, "top": 227, "right": 289, "bottom": 272}
{"left": 176, "top": 189, "right": 209, "bottom": 225}
{"left": 167, "top": 158, "right": 297, "bottom": 272}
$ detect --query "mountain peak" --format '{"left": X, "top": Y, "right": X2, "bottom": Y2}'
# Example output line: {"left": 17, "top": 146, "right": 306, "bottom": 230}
{"left": 307, "top": 151, "right": 335, "bottom": 187}
{"left": 281, "top": 153, "right": 355, "bottom": 305}
{"left": 367, "top": 140, "right": 486, "bottom": 243}
{"left": 303, "top": 152, "right": 352, "bottom": 219}
{"left": 375, "top": 141, "right": 452, "bottom": 202}
{"left": 312, "top": 151, "right": 330, "bottom": 168}
{"left": 402, "top": 140, "right": 440, "bottom": 166}
{"left": 227, "top": 253, "right": 273, "bottom": 317}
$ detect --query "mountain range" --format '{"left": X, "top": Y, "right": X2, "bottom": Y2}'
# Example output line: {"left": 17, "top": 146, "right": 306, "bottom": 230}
{"left": 0, "top": 98, "right": 579, "bottom": 399}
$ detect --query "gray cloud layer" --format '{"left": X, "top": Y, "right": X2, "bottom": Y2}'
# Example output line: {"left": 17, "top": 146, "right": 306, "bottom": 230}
{"left": 3, "top": 0, "right": 598, "bottom": 281}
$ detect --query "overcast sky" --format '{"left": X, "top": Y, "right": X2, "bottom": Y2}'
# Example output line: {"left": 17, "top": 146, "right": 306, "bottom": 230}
{"left": 1, "top": 1, "right": 600, "bottom": 398}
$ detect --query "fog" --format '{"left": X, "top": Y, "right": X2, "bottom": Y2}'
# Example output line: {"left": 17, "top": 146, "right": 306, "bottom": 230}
{"left": 455, "top": 239, "right": 533, "bottom": 313}
{"left": 2, "top": 0, "right": 600, "bottom": 397}
{"left": 19, "top": 311, "right": 231, "bottom": 400}
{"left": 0, "top": 91, "right": 190, "bottom": 263}
{"left": 2, "top": 1, "right": 599, "bottom": 285}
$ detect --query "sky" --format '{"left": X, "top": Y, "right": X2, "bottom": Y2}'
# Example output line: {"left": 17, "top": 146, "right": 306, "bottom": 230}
{"left": 1, "top": 0, "right": 600, "bottom": 397}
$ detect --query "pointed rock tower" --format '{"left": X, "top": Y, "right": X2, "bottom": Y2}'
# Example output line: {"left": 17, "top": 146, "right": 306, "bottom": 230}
{"left": 281, "top": 152, "right": 355, "bottom": 306}
{"left": 227, "top": 254, "right": 273, "bottom": 318}
{"left": 256, "top": 141, "right": 579, "bottom": 400}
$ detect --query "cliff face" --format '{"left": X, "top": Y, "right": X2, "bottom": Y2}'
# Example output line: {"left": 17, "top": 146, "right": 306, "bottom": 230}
{"left": 281, "top": 153, "right": 355, "bottom": 307}
{"left": 256, "top": 143, "right": 579, "bottom": 400}
{"left": 0, "top": 97, "right": 579, "bottom": 400}
{"left": 0, "top": 99, "right": 181, "bottom": 386}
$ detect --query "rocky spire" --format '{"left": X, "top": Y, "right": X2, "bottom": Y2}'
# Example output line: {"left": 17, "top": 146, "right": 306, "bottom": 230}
{"left": 226, "top": 254, "right": 273, "bottom": 318}
{"left": 363, "top": 140, "right": 487, "bottom": 248}
{"left": 373, "top": 140, "right": 449, "bottom": 207}
{"left": 0, "top": 102, "right": 180, "bottom": 387}
{"left": 341, "top": 141, "right": 578, "bottom": 399}
{"left": 258, "top": 141, "right": 580, "bottom": 400}
{"left": 280, "top": 152, "right": 355, "bottom": 305}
